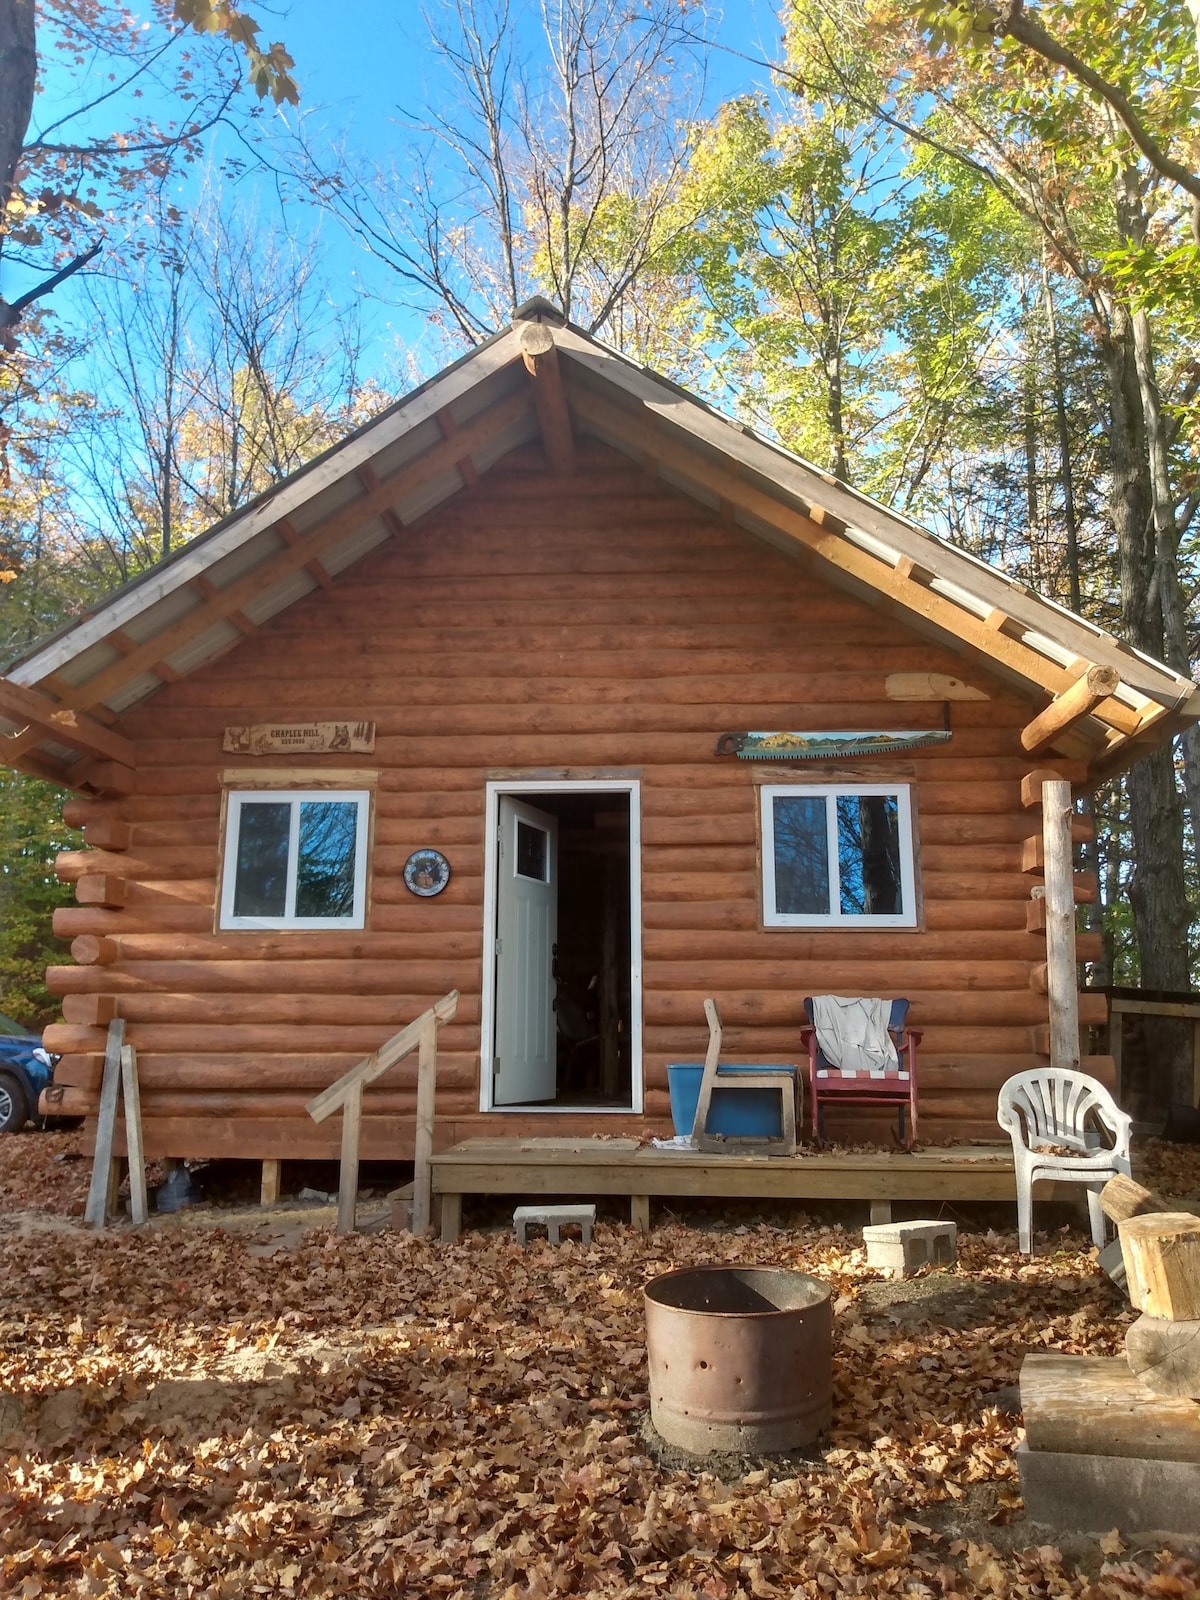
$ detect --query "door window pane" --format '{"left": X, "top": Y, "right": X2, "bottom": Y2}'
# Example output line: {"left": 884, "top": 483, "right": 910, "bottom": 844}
{"left": 296, "top": 800, "right": 359, "bottom": 917}
{"left": 516, "top": 819, "right": 549, "bottom": 881}
{"left": 771, "top": 794, "right": 830, "bottom": 915}
{"left": 232, "top": 801, "right": 290, "bottom": 917}
{"left": 836, "top": 793, "right": 901, "bottom": 915}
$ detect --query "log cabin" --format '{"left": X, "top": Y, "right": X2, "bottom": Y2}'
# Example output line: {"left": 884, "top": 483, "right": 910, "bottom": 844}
{"left": 2, "top": 298, "right": 1198, "bottom": 1169}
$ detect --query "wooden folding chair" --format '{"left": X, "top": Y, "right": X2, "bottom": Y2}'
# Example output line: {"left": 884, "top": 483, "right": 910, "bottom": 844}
{"left": 690, "top": 999, "right": 798, "bottom": 1156}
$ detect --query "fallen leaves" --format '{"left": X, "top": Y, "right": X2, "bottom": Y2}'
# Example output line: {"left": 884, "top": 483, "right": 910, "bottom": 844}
{"left": 2, "top": 1133, "right": 1200, "bottom": 1596}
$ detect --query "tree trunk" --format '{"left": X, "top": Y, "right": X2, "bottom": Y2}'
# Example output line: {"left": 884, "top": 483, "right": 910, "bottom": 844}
{"left": 0, "top": 0, "right": 36, "bottom": 344}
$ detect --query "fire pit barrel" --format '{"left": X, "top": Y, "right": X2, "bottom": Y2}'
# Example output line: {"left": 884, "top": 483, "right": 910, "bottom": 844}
{"left": 644, "top": 1265, "right": 832, "bottom": 1454}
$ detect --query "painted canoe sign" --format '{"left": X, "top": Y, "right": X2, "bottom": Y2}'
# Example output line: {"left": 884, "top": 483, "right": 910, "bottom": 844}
{"left": 715, "top": 730, "right": 952, "bottom": 760}
{"left": 223, "top": 720, "right": 376, "bottom": 756}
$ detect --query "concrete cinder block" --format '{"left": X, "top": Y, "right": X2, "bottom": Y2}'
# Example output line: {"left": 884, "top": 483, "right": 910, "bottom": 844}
{"left": 513, "top": 1203, "right": 596, "bottom": 1246}
{"left": 862, "top": 1219, "right": 958, "bottom": 1278}
{"left": 1017, "top": 1440, "right": 1200, "bottom": 1539}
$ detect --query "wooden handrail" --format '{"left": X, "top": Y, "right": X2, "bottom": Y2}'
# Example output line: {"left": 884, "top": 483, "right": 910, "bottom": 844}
{"left": 306, "top": 990, "right": 459, "bottom": 1234}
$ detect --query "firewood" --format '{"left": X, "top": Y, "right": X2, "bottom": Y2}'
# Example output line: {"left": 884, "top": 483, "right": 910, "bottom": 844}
{"left": 1126, "top": 1313, "right": 1200, "bottom": 1400}
{"left": 1100, "top": 1172, "right": 1170, "bottom": 1224}
{"left": 1118, "top": 1213, "right": 1200, "bottom": 1322}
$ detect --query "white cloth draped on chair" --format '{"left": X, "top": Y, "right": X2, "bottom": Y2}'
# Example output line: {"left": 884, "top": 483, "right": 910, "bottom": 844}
{"left": 810, "top": 995, "right": 899, "bottom": 1078}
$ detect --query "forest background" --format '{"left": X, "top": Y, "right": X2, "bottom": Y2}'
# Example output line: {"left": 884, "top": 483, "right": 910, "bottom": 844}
{"left": 2, "top": 0, "right": 1199, "bottom": 1037}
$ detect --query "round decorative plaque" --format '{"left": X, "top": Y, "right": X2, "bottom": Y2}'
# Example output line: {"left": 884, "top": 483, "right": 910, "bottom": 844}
{"left": 403, "top": 849, "right": 451, "bottom": 897}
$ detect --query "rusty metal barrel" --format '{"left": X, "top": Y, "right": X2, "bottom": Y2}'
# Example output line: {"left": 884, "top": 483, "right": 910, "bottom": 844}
{"left": 644, "top": 1265, "right": 832, "bottom": 1453}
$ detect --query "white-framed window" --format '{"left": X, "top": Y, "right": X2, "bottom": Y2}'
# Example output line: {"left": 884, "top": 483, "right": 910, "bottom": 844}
{"left": 220, "top": 790, "right": 370, "bottom": 930}
{"left": 760, "top": 783, "right": 917, "bottom": 928}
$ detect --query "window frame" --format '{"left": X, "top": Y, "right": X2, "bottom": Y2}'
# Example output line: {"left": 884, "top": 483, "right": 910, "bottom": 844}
{"left": 759, "top": 782, "right": 917, "bottom": 929}
{"left": 219, "top": 788, "right": 371, "bottom": 931}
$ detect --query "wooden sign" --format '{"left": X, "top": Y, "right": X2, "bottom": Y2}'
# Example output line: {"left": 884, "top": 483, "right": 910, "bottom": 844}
{"left": 223, "top": 720, "right": 375, "bottom": 756}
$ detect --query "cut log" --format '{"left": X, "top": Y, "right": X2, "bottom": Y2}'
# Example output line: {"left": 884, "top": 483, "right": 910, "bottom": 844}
{"left": 1119, "top": 1213, "right": 1200, "bottom": 1321}
{"left": 1126, "top": 1314, "right": 1200, "bottom": 1400}
{"left": 1101, "top": 1173, "right": 1170, "bottom": 1224}
{"left": 1020, "top": 1352, "right": 1200, "bottom": 1462}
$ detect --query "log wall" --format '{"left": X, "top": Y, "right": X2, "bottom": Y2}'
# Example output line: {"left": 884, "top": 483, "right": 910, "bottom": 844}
{"left": 46, "top": 441, "right": 1100, "bottom": 1158}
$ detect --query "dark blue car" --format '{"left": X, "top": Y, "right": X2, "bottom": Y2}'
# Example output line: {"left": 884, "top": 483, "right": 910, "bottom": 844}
{"left": 0, "top": 1031, "right": 56, "bottom": 1133}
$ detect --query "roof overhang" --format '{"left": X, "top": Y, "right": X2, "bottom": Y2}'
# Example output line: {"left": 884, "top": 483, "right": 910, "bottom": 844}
{"left": 3, "top": 311, "right": 1197, "bottom": 791}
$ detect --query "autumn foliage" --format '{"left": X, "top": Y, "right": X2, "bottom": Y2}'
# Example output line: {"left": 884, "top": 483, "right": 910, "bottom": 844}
{"left": 2, "top": 1133, "right": 1200, "bottom": 1595}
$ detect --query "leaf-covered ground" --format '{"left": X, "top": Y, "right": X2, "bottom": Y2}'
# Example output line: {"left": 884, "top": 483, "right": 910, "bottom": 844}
{"left": 3, "top": 1131, "right": 1200, "bottom": 1598}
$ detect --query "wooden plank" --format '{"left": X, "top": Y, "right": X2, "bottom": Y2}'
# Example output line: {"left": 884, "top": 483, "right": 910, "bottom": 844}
{"left": 305, "top": 990, "right": 460, "bottom": 1121}
{"left": 121, "top": 1043, "right": 148, "bottom": 1227}
{"left": 337, "top": 1081, "right": 363, "bottom": 1236}
{"left": 885, "top": 672, "right": 987, "bottom": 700}
{"left": 84, "top": 1019, "right": 126, "bottom": 1229}
{"left": 411, "top": 1016, "right": 437, "bottom": 1236}
{"left": 1020, "top": 1353, "right": 1200, "bottom": 1462}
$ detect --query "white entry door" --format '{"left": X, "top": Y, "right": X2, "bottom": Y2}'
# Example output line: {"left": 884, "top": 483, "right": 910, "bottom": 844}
{"left": 493, "top": 796, "right": 559, "bottom": 1105}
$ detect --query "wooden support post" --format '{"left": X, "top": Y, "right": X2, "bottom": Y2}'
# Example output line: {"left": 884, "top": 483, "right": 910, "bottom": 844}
{"left": 261, "top": 1159, "right": 281, "bottom": 1207}
{"left": 84, "top": 1019, "right": 125, "bottom": 1229}
{"left": 870, "top": 1200, "right": 893, "bottom": 1226}
{"left": 121, "top": 1044, "right": 148, "bottom": 1227}
{"left": 1042, "top": 778, "right": 1080, "bottom": 1072}
{"left": 630, "top": 1194, "right": 650, "bottom": 1233}
{"left": 439, "top": 1192, "right": 463, "bottom": 1244}
{"left": 411, "top": 1016, "right": 437, "bottom": 1236}
{"left": 336, "top": 1081, "right": 363, "bottom": 1236}
{"left": 1021, "top": 664, "right": 1120, "bottom": 756}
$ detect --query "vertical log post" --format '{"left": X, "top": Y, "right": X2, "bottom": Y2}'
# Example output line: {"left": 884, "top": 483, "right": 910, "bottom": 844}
{"left": 411, "top": 1016, "right": 437, "bottom": 1236}
{"left": 337, "top": 1081, "right": 364, "bottom": 1236}
{"left": 1042, "top": 778, "right": 1080, "bottom": 1072}
{"left": 261, "top": 1159, "right": 281, "bottom": 1206}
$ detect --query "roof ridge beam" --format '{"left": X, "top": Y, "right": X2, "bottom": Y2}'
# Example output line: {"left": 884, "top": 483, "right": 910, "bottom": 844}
{"left": 520, "top": 323, "right": 577, "bottom": 475}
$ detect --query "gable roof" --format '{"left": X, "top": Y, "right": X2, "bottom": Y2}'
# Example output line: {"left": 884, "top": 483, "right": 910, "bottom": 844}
{"left": 3, "top": 302, "right": 1198, "bottom": 789}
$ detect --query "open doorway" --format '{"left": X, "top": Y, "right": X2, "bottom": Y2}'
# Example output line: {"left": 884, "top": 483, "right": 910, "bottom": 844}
{"left": 482, "top": 780, "right": 641, "bottom": 1113}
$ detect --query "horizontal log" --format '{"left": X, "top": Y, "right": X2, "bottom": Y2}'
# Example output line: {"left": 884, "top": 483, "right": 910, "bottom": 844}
{"left": 1100, "top": 1174, "right": 1170, "bottom": 1224}
{"left": 1020, "top": 768, "right": 1086, "bottom": 808}
{"left": 648, "top": 958, "right": 1037, "bottom": 991}
{"left": 1020, "top": 826, "right": 1094, "bottom": 872}
{"left": 82, "top": 816, "right": 132, "bottom": 851}
{"left": 1021, "top": 1352, "right": 1200, "bottom": 1461}
{"left": 55, "top": 1049, "right": 483, "bottom": 1095}
{"left": 75, "top": 875, "right": 125, "bottom": 909}
{"left": 1125, "top": 1314, "right": 1200, "bottom": 1399}
{"left": 77, "top": 760, "right": 136, "bottom": 797}
{"left": 61, "top": 994, "right": 118, "bottom": 1027}
{"left": 70, "top": 935, "right": 120, "bottom": 966}
{"left": 57, "top": 849, "right": 152, "bottom": 883}
{"left": 62, "top": 797, "right": 104, "bottom": 829}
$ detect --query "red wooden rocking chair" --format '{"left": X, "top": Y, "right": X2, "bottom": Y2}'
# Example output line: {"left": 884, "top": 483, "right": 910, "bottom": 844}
{"left": 801, "top": 996, "right": 921, "bottom": 1150}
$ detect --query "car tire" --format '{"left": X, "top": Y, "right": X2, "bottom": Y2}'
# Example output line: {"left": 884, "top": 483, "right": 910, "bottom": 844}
{"left": 0, "top": 1069, "right": 30, "bottom": 1134}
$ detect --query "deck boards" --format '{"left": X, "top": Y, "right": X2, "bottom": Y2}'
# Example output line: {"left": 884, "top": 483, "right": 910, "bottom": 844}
{"left": 430, "top": 1137, "right": 1021, "bottom": 1240}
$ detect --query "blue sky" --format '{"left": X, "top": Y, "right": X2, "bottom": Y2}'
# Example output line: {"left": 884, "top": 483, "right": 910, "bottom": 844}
{"left": 233, "top": 1, "right": 788, "bottom": 374}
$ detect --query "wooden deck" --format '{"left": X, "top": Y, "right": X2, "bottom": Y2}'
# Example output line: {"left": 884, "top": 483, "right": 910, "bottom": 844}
{"left": 430, "top": 1137, "right": 1022, "bottom": 1241}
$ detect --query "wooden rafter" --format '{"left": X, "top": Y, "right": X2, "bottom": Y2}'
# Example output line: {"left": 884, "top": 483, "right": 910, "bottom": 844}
{"left": 36, "top": 387, "right": 535, "bottom": 718}
{"left": 519, "top": 323, "right": 577, "bottom": 475}
{"left": 276, "top": 519, "right": 334, "bottom": 591}
{"left": 568, "top": 383, "right": 1088, "bottom": 709}
{"left": 1021, "top": 665, "right": 1121, "bottom": 755}
{"left": 0, "top": 677, "right": 136, "bottom": 766}
{"left": 436, "top": 408, "right": 479, "bottom": 487}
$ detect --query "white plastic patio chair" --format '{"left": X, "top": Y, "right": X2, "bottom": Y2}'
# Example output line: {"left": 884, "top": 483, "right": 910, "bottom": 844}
{"left": 997, "top": 1069, "right": 1133, "bottom": 1254}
